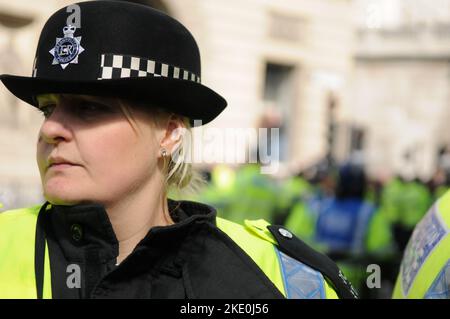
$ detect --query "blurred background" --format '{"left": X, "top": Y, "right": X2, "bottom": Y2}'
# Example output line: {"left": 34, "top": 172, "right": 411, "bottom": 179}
{"left": 0, "top": 0, "right": 449, "bottom": 298}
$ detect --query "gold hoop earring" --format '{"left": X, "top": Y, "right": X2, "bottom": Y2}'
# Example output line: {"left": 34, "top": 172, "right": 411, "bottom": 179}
{"left": 161, "top": 148, "right": 168, "bottom": 158}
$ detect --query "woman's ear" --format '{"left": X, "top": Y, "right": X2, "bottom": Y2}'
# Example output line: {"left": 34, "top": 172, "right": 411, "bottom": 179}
{"left": 158, "top": 114, "right": 185, "bottom": 158}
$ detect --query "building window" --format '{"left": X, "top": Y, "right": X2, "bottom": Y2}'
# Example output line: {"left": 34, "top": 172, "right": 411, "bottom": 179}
{"left": 262, "top": 63, "right": 296, "bottom": 162}
{"left": 350, "top": 126, "right": 366, "bottom": 152}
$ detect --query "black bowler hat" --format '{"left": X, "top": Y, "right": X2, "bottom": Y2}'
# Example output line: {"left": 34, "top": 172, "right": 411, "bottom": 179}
{"left": 0, "top": 0, "right": 227, "bottom": 125}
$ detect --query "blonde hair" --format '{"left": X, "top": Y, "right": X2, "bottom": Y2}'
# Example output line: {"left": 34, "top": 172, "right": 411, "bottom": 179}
{"left": 118, "top": 99, "right": 205, "bottom": 196}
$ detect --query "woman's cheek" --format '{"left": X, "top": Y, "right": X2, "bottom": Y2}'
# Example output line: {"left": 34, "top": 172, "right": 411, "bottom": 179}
{"left": 83, "top": 124, "right": 155, "bottom": 183}
{"left": 36, "top": 143, "right": 49, "bottom": 176}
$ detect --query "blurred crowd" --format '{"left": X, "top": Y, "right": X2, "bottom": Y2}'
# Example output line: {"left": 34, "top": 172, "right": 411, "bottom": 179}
{"left": 172, "top": 158, "right": 450, "bottom": 298}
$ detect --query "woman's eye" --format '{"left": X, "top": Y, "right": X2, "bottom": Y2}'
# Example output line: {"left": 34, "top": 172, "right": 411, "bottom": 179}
{"left": 78, "top": 101, "right": 111, "bottom": 115}
{"left": 38, "top": 105, "right": 55, "bottom": 118}
{"left": 37, "top": 100, "right": 115, "bottom": 120}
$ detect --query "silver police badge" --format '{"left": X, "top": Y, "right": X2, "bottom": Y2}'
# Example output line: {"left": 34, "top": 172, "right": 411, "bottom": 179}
{"left": 49, "top": 25, "right": 84, "bottom": 69}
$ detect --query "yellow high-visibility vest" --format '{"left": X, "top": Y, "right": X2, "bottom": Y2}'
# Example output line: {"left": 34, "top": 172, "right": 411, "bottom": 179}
{"left": 0, "top": 204, "right": 338, "bottom": 299}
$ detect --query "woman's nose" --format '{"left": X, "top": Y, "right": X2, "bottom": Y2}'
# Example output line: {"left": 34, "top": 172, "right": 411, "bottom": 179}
{"left": 39, "top": 106, "right": 72, "bottom": 144}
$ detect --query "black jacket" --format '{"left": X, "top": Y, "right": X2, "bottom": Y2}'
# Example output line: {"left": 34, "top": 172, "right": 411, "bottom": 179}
{"left": 40, "top": 199, "right": 286, "bottom": 299}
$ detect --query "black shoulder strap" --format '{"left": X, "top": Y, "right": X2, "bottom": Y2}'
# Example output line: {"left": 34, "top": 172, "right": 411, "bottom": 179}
{"left": 267, "top": 225, "right": 359, "bottom": 299}
{"left": 35, "top": 202, "right": 50, "bottom": 299}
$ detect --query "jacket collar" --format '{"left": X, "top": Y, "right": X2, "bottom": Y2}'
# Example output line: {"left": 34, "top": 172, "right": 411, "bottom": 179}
{"left": 45, "top": 199, "right": 217, "bottom": 262}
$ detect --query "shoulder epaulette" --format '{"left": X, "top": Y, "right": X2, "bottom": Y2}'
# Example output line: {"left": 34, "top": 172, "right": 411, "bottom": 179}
{"left": 267, "top": 225, "right": 359, "bottom": 299}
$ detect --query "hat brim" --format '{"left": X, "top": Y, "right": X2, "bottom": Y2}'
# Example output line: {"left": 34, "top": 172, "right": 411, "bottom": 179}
{"left": 0, "top": 74, "right": 227, "bottom": 126}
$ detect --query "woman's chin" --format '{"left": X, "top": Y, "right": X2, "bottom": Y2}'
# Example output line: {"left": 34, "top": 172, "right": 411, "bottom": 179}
{"left": 42, "top": 178, "right": 114, "bottom": 206}
{"left": 43, "top": 185, "right": 89, "bottom": 206}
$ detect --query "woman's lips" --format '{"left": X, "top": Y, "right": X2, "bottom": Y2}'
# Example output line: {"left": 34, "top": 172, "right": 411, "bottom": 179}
{"left": 47, "top": 162, "right": 80, "bottom": 171}
{"left": 47, "top": 156, "right": 78, "bottom": 171}
{"left": 48, "top": 163, "right": 77, "bottom": 170}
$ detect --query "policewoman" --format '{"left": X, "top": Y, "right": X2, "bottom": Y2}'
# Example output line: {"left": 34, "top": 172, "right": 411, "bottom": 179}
{"left": 0, "top": 1, "right": 356, "bottom": 299}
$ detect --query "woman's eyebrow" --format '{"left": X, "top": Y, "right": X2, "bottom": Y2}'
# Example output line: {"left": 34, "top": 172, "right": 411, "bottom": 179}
{"left": 72, "top": 95, "right": 117, "bottom": 106}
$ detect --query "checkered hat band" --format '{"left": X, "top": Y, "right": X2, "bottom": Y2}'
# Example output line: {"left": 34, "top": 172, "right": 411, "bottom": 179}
{"left": 98, "top": 54, "right": 201, "bottom": 83}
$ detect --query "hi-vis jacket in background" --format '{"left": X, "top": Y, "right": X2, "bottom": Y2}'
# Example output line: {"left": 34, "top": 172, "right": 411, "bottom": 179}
{"left": 0, "top": 199, "right": 357, "bottom": 299}
{"left": 393, "top": 190, "right": 450, "bottom": 299}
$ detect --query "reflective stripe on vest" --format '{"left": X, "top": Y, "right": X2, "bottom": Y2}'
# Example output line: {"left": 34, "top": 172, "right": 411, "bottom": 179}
{"left": 424, "top": 260, "right": 450, "bottom": 299}
{"left": 393, "top": 190, "right": 450, "bottom": 299}
{"left": 276, "top": 249, "right": 326, "bottom": 298}
{"left": 0, "top": 205, "right": 337, "bottom": 299}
